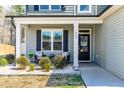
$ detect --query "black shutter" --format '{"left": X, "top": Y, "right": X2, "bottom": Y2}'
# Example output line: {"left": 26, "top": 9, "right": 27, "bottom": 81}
{"left": 61, "top": 5, "right": 65, "bottom": 11}
{"left": 63, "top": 30, "right": 68, "bottom": 52}
{"left": 34, "top": 5, "right": 39, "bottom": 11}
{"left": 26, "top": 5, "right": 28, "bottom": 15}
{"left": 36, "top": 30, "right": 41, "bottom": 51}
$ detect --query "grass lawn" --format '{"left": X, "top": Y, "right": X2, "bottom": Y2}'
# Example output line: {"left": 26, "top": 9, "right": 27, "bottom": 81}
{"left": 0, "top": 75, "right": 85, "bottom": 88}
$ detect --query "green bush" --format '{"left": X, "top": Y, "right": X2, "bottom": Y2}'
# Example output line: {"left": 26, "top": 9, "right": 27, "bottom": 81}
{"left": 16, "top": 56, "right": 30, "bottom": 69}
{"left": 0, "top": 58, "right": 8, "bottom": 66}
{"left": 54, "top": 55, "right": 67, "bottom": 69}
{"left": 44, "top": 63, "right": 51, "bottom": 72}
{"left": 29, "top": 63, "right": 35, "bottom": 71}
{"left": 39, "top": 57, "right": 51, "bottom": 72}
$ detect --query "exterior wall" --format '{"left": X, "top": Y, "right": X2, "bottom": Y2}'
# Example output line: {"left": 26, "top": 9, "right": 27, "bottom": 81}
{"left": 26, "top": 24, "right": 74, "bottom": 62}
{"left": 95, "top": 6, "right": 124, "bottom": 78}
{"left": 27, "top": 5, "right": 74, "bottom": 15}
{"left": 97, "top": 5, "right": 108, "bottom": 15}
{"left": 26, "top": 24, "right": 95, "bottom": 62}
{"left": 26, "top": 5, "right": 96, "bottom": 15}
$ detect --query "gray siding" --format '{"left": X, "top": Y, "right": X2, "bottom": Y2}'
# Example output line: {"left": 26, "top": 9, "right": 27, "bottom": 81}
{"left": 26, "top": 5, "right": 96, "bottom": 15}
{"left": 96, "top": 6, "right": 124, "bottom": 78}
{"left": 97, "top": 5, "right": 108, "bottom": 15}
{"left": 27, "top": 5, "right": 74, "bottom": 15}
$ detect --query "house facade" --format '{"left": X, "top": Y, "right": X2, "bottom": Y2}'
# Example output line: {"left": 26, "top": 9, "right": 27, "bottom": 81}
{"left": 6, "top": 5, "right": 124, "bottom": 78}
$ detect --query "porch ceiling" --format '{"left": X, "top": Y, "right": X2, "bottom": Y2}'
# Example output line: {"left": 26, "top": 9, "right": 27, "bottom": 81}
{"left": 8, "top": 17, "right": 103, "bottom": 24}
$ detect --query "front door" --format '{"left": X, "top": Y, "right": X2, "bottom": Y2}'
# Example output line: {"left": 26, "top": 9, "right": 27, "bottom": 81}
{"left": 78, "top": 34, "right": 90, "bottom": 61}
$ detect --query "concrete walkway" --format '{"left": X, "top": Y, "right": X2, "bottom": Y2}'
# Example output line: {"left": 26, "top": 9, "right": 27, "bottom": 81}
{"left": 80, "top": 63, "right": 124, "bottom": 88}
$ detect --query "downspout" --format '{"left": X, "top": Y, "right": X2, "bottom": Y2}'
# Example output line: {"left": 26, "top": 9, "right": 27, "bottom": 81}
{"left": 11, "top": 17, "right": 16, "bottom": 29}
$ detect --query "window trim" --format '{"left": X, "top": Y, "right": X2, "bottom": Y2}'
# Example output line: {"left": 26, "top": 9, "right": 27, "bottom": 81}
{"left": 41, "top": 28, "right": 63, "bottom": 52}
{"left": 39, "top": 5, "right": 61, "bottom": 11}
{"left": 78, "top": 5, "right": 92, "bottom": 13}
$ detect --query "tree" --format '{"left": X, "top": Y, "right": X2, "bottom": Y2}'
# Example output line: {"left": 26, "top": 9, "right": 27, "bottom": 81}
{"left": 0, "top": 5, "right": 15, "bottom": 45}
{"left": 10, "top": 5, "right": 25, "bottom": 15}
{"left": 0, "top": 5, "right": 3, "bottom": 13}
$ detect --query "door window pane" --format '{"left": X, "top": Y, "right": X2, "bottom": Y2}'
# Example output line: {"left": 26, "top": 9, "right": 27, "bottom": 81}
{"left": 80, "top": 36, "right": 88, "bottom": 52}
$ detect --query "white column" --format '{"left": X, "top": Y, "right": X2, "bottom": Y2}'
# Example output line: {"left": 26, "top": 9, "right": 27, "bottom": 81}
{"left": 73, "top": 23, "right": 79, "bottom": 70}
{"left": 16, "top": 23, "right": 21, "bottom": 58}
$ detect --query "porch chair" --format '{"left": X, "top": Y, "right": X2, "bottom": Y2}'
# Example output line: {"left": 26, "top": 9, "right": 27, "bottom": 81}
{"left": 35, "top": 51, "right": 43, "bottom": 63}
{"left": 62, "top": 52, "right": 70, "bottom": 61}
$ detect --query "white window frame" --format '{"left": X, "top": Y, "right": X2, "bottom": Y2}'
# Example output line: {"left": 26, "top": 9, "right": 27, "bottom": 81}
{"left": 78, "top": 5, "right": 92, "bottom": 13}
{"left": 39, "top": 5, "right": 61, "bottom": 11}
{"left": 41, "top": 28, "right": 63, "bottom": 52}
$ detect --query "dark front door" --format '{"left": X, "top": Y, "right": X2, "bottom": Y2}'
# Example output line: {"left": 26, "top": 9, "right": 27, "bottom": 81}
{"left": 78, "top": 34, "right": 90, "bottom": 61}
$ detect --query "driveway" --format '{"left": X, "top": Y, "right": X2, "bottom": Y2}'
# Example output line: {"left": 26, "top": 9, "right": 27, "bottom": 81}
{"left": 80, "top": 63, "right": 124, "bottom": 88}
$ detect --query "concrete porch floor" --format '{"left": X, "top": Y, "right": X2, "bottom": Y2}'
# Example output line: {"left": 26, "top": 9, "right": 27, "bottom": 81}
{"left": 80, "top": 63, "right": 124, "bottom": 88}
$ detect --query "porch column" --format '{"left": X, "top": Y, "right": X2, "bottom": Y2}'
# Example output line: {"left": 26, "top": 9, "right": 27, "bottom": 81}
{"left": 15, "top": 23, "right": 21, "bottom": 58}
{"left": 73, "top": 23, "right": 79, "bottom": 70}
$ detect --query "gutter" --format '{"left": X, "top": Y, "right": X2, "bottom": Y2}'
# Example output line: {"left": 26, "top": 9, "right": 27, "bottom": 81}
{"left": 6, "top": 15, "right": 99, "bottom": 18}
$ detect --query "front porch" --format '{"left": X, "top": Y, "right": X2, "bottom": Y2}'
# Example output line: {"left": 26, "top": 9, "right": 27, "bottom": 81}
{"left": 14, "top": 16, "right": 103, "bottom": 69}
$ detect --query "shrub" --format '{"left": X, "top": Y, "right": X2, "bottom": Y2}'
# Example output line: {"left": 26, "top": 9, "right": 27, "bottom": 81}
{"left": 16, "top": 56, "right": 30, "bottom": 69}
{"left": 54, "top": 55, "right": 67, "bottom": 69}
{"left": 44, "top": 63, "right": 51, "bottom": 72}
{"left": 0, "top": 58, "right": 8, "bottom": 66}
{"left": 29, "top": 63, "right": 35, "bottom": 71}
{"left": 39, "top": 57, "right": 51, "bottom": 72}
{"left": 6, "top": 54, "right": 15, "bottom": 64}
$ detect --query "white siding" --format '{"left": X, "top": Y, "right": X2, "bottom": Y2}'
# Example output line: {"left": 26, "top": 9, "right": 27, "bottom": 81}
{"left": 96, "top": 7, "right": 124, "bottom": 78}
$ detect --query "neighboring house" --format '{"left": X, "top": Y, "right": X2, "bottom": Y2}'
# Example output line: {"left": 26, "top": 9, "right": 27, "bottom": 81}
{"left": 6, "top": 5, "right": 124, "bottom": 79}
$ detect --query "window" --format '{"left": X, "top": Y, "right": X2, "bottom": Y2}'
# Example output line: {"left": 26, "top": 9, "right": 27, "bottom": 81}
{"left": 53, "top": 32, "right": 62, "bottom": 50}
{"left": 40, "top": 5, "right": 49, "bottom": 10}
{"left": 78, "top": 5, "right": 91, "bottom": 13}
{"left": 51, "top": 5, "right": 61, "bottom": 10}
{"left": 42, "top": 32, "right": 51, "bottom": 50}
{"left": 39, "top": 5, "right": 61, "bottom": 11}
{"left": 41, "top": 29, "right": 63, "bottom": 51}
